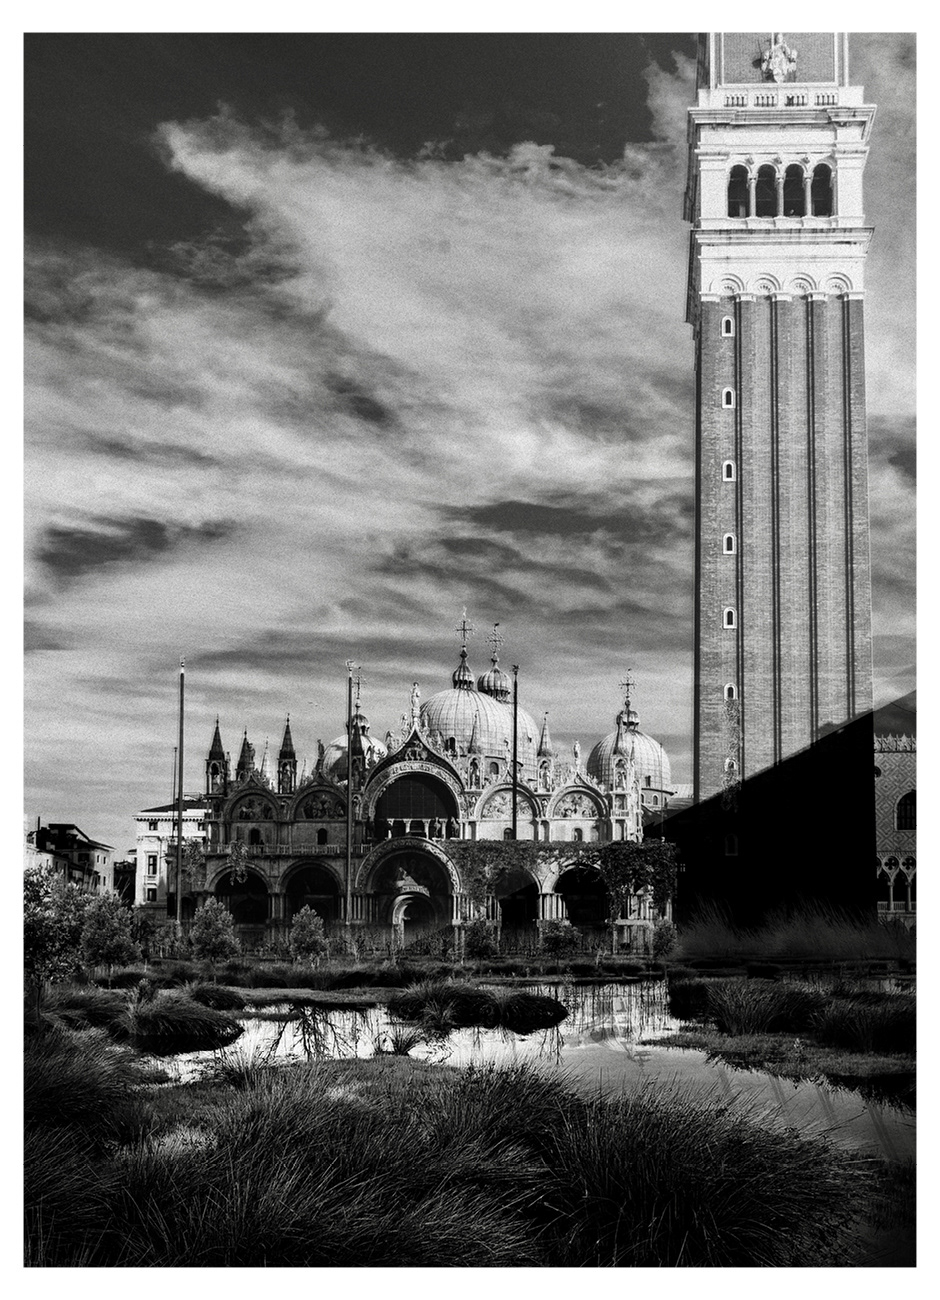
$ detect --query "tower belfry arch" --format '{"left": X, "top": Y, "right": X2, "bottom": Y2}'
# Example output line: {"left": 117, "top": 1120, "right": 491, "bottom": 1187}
{"left": 685, "top": 32, "right": 876, "bottom": 803}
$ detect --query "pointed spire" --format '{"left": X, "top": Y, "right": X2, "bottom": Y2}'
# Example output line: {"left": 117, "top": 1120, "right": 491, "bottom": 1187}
{"left": 208, "top": 718, "right": 225, "bottom": 761}
{"left": 468, "top": 713, "right": 482, "bottom": 754}
{"left": 279, "top": 716, "right": 296, "bottom": 760}
{"left": 452, "top": 608, "right": 476, "bottom": 691}
{"left": 259, "top": 738, "right": 270, "bottom": 780}
{"left": 538, "top": 711, "right": 555, "bottom": 758}
{"left": 236, "top": 730, "right": 255, "bottom": 777}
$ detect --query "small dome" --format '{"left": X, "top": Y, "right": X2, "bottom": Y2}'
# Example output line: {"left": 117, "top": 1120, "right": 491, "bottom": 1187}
{"left": 322, "top": 731, "right": 388, "bottom": 783}
{"left": 477, "top": 655, "right": 512, "bottom": 703}
{"left": 587, "top": 709, "right": 671, "bottom": 791}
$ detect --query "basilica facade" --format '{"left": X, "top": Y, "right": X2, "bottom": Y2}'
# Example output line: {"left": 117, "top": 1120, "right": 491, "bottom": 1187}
{"left": 193, "top": 634, "right": 673, "bottom": 948}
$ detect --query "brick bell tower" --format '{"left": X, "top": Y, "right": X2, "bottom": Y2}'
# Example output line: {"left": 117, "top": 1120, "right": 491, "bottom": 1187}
{"left": 685, "top": 33, "right": 876, "bottom": 806}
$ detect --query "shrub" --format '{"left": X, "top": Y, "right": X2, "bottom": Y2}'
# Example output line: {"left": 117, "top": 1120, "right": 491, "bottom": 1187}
{"left": 497, "top": 991, "right": 568, "bottom": 1034}
{"left": 24, "top": 867, "right": 92, "bottom": 991}
{"left": 652, "top": 919, "right": 678, "bottom": 961}
{"left": 189, "top": 900, "right": 240, "bottom": 966}
{"left": 667, "top": 977, "right": 713, "bottom": 1021}
{"left": 289, "top": 907, "right": 330, "bottom": 965}
{"left": 159, "top": 961, "right": 200, "bottom": 986}
{"left": 539, "top": 920, "right": 579, "bottom": 956}
{"left": 463, "top": 918, "right": 497, "bottom": 958}
{"left": 106, "top": 967, "right": 153, "bottom": 989}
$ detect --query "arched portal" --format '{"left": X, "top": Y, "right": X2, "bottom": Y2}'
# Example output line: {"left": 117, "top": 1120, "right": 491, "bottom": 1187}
{"left": 494, "top": 866, "right": 539, "bottom": 938}
{"left": 283, "top": 863, "right": 340, "bottom": 923}
{"left": 215, "top": 869, "right": 269, "bottom": 944}
{"left": 370, "top": 848, "right": 453, "bottom": 940}
{"left": 555, "top": 866, "right": 608, "bottom": 928}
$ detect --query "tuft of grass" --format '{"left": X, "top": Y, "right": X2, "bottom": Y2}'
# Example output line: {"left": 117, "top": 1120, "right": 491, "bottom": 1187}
{"left": 112, "top": 990, "right": 243, "bottom": 1051}
{"left": 44, "top": 986, "right": 126, "bottom": 1031}
{"left": 25, "top": 1025, "right": 147, "bottom": 1143}
{"left": 389, "top": 980, "right": 567, "bottom": 1034}
{"left": 706, "top": 980, "right": 827, "bottom": 1035}
{"left": 372, "top": 1025, "right": 427, "bottom": 1056}
{"left": 104, "top": 968, "right": 153, "bottom": 989}
{"left": 186, "top": 983, "right": 247, "bottom": 1012}
{"left": 812, "top": 994, "right": 916, "bottom": 1055}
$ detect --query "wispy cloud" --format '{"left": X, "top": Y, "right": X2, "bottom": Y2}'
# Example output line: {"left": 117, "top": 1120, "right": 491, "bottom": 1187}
{"left": 24, "top": 36, "right": 915, "bottom": 848}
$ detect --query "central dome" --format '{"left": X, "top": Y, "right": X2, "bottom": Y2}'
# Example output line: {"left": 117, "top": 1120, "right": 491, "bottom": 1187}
{"left": 587, "top": 706, "right": 671, "bottom": 792}
{"left": 420, "top": 651, "right": 538, "bottom": 781}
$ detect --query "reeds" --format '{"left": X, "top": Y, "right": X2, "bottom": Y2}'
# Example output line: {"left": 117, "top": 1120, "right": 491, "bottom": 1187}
{"left": 113, "top": 991, "right": 243, "bottom": 1051}
{"left": 812, "top": 993, "right": 916, "bottom": 1055}
{"left": 389, "top": 980, "right": 567, "bottom": 1034}
{"left": 678, "top": 903, "right": 916, "bottom": 962}
{"left": 186, "top": 983, "right": 247, "bottom": 1012}
{"left": 705, "top": 980, "right": 827, "bottom": 1035}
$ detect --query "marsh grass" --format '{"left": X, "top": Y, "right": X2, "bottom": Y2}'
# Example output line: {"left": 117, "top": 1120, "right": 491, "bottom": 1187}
{"left": 706, "top": 980, "right": 827, "bottom": 1035}
{"left": 678, "top": 903, "right": 916, "bottom": 963}
{"left": 113, "top": 991, "right": 243, "bottom": 1051}
{"left": 389, "top": 980, "right": 567, "bottom": 1034}
{"left": 43, "top": 986, "right": 126, "bottom": 1031}
{"left": 813, "top": 993, "right": 916, "bottom": 1055}
{"left": 186, "top": 983, "right": 247, "bottom": 1012}
{"left": 24, "top": 1033, "right": 876, "bottom": 1269}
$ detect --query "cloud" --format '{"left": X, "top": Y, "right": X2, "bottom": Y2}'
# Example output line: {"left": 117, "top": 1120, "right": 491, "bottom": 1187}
{"left": 24, "top": 38, "right": 915, "bottom": 850}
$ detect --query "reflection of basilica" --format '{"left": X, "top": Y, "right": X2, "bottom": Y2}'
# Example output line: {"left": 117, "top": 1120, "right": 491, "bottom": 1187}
{"left": 196, "top": 623, "right": 674, "bottom": 946}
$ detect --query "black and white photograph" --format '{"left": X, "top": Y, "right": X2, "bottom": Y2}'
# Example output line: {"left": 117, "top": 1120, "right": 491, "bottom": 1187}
{"left": 23, "top": 22, "right": 916, "bottom": 1270}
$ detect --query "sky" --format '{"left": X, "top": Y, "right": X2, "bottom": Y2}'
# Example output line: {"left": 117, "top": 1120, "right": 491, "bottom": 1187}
{"left": 24, "top": 31, "right": 916, "bottom": 855}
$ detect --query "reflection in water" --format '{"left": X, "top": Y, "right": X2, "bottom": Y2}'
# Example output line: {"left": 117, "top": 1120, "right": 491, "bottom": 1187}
{"left": 160, "top": 980, "right": 914, "bottom": 1165}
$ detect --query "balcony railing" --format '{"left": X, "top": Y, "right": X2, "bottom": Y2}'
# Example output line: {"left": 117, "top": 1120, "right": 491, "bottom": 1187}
{"left": 877, "top": 901, "right": 916, "bottom": 913}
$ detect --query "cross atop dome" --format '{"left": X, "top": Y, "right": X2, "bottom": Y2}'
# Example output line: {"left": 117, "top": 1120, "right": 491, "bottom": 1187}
{"left": 455, "top": 607, "right": 475, "bottom": 649}
{"left": 619, "top": 670, "right": 636, "bottom": 711}
{"left": 487, "top": 622, "right": 503, "bottom": 661}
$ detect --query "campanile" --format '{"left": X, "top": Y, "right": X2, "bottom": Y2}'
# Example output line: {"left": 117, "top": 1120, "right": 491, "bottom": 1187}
{"left": 685, "top": 33, "right": 876, "bottom": 805}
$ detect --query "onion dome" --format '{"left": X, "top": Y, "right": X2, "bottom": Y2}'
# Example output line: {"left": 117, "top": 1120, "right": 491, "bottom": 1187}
{"left": 477, "top": 653, "right": 512, "bottom": 703}
{"left": 452, "top": 647, "right": 475, "bottom": 690}
{"left": 587, "top": 706, "right": 671, "bottom": 791}
{"left": 421, "top": 652, "right": 539, "bottom": 781}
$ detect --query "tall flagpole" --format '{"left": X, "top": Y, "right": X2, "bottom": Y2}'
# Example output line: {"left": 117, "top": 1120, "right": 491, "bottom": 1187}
{"left": 174, "top": 657, "right": 185, "bottom": 935}
{"left": 344, "top": 660, "right": 357, "bottom": 939}
{"left": 511, "top": 664, "right": 519, "bottom": 840}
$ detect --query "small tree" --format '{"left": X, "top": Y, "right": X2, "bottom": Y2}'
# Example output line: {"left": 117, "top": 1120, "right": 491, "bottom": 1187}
{"left": 190, "top": 898, "right": 240, "bottom": 973}
{"left": 24, "top": 866, "right": 92, "bottom": 1005}
{"left": 180, "top": 839, "right": 207, "bottom": 893}
{"left": 81, "top": 893, "right": 141, "bottom": 985}
{"left": 463, "top": 917, "right": 497, "bottom": 959}
{"left": 652, "top": 918, "right": 678, "bottom": 961}
{"left": 289, "top": 906, "right": 329, "bottom": 966}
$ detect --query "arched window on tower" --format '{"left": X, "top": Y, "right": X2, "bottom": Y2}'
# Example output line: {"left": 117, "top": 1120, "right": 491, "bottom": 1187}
{"left": 811, "top": 164, "right": 833, "bottom": 216}
{"left": 727, "top": 165, "right": 748, "bottom": 217}
{"left": 722, "top": 460, "right": 736, "bottom": 481}
{"left": 725, "top": 684, "right": 737, "bottom": 701}
{"left": 755, "top": 164, "right": 777, "bottom": 217}
{"left": 896, "top": 791, "right": 916, "bottom": 830}
{"left": 783, "top": 164, "right": 805, "bottom": 216}
{"left": 723, "top": 533, "right": 737, "bottom": 554}
{"left": 722, "top": 388, "right": 735, "bottom": 408}
{"left": 723, "top": 607, "right": 737, "bottom": 628}
{"left": 721, "top": 316, "right": 734, "bottom": 337}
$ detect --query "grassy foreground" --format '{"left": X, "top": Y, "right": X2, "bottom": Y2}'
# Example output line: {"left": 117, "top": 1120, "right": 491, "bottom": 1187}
{"left": 25, "top": 1020, "right": 881, "bottom": 1268}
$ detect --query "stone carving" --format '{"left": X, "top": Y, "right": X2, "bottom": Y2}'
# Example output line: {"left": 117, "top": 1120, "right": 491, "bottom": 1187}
{"left": 235, "top": 797, "right": 274, "bottom": 821}
{"left": 301, "top": 794, "right": 345, "bottom": 820}
{"left": 555, "top": 791, "right": 598, "bottom": 819}
{"left": 481, "top": 790, "right": 511, "bottom": 819}
{"left": 761, "top": 33, "right": 797, "bottom": 84}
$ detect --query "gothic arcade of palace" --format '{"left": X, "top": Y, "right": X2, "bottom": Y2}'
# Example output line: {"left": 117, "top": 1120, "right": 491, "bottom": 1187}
{"left": 191, "top": 637, "right": 673, "bottom": 947}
